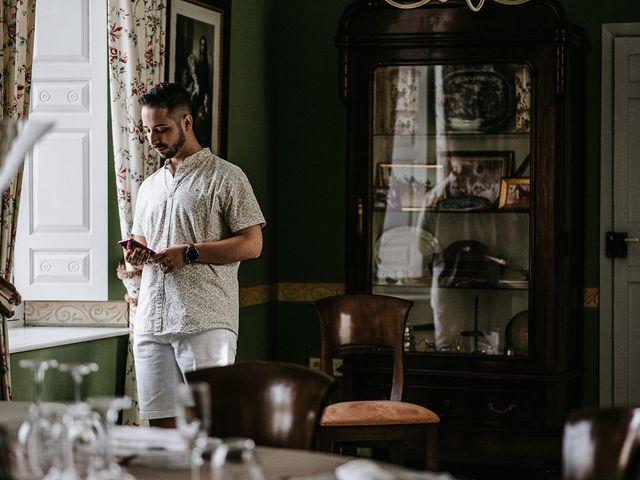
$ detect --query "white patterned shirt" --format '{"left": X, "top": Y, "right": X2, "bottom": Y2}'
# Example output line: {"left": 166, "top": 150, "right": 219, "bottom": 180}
{"left": 131, "top": 148, "right": 265, "bottom": 335}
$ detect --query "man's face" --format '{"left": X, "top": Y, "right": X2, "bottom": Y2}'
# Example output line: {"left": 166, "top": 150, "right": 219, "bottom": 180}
{"left": 141, "top": 106, "right": 186, "bottom": 160}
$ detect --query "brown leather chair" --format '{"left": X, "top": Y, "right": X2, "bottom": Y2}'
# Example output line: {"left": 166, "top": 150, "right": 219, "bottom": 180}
{"left": 313, "top": 294, "right": 439, "bottom": 471}
{"left": 186, "top": 361, "right": 335, "bottom": 450}
{"left": 562, "top": 407, "right": 640, "bottom": 480}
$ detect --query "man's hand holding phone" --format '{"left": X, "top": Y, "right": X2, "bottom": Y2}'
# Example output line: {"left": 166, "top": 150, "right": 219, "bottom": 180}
{"left": 119, "top": 238, "right": 155, "bottom": 266}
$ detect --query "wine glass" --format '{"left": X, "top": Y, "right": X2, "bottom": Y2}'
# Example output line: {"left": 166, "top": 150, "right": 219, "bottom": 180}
{"left": 41, "top": 403, "right": 81, "bottom": 480}
{"left": 210, "top": 438, "right": 265, "bottom": 480}
{"left": 15, "top": 358, "right": 59, "bottom": 477}
{"left": 57, "top": 362, "right": 99, "bottom": 403}
{"left": 85, "top": 396, "right": 135, "bottom": 480}
{"left": 176, "top": 382, "right": 211, "bottom": 480}
{"left": 63, "top": 402, "right": 108, "bottom": 479}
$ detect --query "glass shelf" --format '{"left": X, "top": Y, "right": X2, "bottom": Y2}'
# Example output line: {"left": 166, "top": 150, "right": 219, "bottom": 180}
{"left": 373, "top": 207, "right": 530, "bottom": 214}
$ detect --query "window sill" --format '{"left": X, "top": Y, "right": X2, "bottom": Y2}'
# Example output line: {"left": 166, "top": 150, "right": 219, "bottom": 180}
{"left": 8, "top": 324, "right": 129, "bottom": 354}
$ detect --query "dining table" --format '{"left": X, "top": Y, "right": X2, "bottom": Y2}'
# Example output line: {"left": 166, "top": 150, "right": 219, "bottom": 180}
{"left": 128, "top": 445, "right": 376, "bottom": 480}
{"left": 0, "top": 400, "right": 456, "bottom": 480}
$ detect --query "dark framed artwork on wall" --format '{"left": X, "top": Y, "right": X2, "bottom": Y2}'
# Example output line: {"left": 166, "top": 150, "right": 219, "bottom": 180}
{"left": 167, "top": 0, "right": 230, "bottom": 157}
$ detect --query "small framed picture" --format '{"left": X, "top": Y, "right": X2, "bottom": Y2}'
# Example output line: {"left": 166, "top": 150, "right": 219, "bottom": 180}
{"left": 376, "top": 163, "right": 444, "bottom": 209}
{"left": 498, "top": 177, "right": 531, "bottom": 210}
{"left": 439, "top": 151, "right": 514, "bottom": 205}
{"left": 167, "top": 0, "right": 230, "bottom": 157}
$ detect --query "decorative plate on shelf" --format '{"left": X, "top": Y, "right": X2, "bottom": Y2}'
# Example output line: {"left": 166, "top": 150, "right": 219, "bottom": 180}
{"left": 374, "top": 226, "right": 439, "bottom": 282}
{"left": 443, "top": 70, "right": 515, "bottom": 133}
{"left": 505, "top": 310, "right": 529, "bottom": 355}
{"left": 435, "top": 195, "right": 491, "bottom": 211}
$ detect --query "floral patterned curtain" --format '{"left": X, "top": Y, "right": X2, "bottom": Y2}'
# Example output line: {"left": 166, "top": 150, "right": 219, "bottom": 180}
{"left": 0, "top": 0, "right": 37, "bottom": 401}
{"left": 108, "top": 0, "right": 165, "bottom": 424}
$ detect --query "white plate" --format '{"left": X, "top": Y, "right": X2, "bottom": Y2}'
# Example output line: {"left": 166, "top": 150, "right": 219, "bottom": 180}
{"left": 375, "top": 226, "right": 439, "bottom": 281}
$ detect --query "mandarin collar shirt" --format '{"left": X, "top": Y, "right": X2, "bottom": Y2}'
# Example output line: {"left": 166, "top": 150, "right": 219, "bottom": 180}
{"left": 131, "top": 148, "right": 265, "bottom": 335}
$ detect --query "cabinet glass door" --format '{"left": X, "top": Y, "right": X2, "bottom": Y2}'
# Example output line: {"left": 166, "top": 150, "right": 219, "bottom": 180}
{"left": 371, "top": 63, "right": 531, "bottom": 358}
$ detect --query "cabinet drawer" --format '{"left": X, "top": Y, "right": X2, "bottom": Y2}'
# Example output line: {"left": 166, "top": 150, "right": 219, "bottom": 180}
{"left": 406, "top": 385, "right": 542, "bottom": 426}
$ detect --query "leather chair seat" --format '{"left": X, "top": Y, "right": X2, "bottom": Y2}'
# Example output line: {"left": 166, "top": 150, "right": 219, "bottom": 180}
{"left": 321, "top": 400, "right": 440, "bottom": 426}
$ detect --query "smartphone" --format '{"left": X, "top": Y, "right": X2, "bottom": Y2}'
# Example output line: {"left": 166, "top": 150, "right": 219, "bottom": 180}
{"left": 118, "top": 238, "right": 156, "bottom": 256}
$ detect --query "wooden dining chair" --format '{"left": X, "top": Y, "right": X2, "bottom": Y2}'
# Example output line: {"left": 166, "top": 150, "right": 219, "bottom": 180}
{"left": 313, "top": 294, "right": 439, "bottom": 471}
{"left": 562, "top": 406, "right": 640, "bottom": 480}
{"left": 185, "top": 361, "right": 335, "bottom": 450}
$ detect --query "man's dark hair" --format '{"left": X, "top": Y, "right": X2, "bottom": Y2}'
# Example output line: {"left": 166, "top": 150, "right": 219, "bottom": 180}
{"left": 139, "top": 82, "right": 192, "bottom": 120}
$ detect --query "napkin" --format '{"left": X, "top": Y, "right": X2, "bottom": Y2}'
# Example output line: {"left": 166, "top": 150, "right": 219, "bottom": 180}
{"left": 335, "top": 460, "right": 395, "bottom": 480}
{"left": 334, "top": 459, "right": 459, "bottom": 480}
{"left": 110, "top": 426, "right": 191, "bottom": 469}
{"left": 109, "top": 425, "right": 188, "bottom": 454}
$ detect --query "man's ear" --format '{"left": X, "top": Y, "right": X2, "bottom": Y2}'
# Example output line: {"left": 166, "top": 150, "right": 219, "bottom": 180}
{"left": 182, "top": 114, "right": 194, "bottom": 132}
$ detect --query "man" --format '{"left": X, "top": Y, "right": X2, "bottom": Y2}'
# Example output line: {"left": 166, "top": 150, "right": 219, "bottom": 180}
{"left": 123, "top": 82, "right": 265, "bottom": 427}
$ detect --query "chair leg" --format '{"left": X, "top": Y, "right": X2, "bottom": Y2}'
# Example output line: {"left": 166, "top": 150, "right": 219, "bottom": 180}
{"left": 424, "top": 424, "right": 438, "bottom": 471}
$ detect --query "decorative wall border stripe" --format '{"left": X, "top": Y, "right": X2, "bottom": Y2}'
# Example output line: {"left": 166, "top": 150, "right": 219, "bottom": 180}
{"left": 239, "top": 282, "right": 345, "bottom": 307}
{"left": 584, "top": 287, "right": 599, "bottom": 309}
{"left": 21, "top": 285, "right": 596, "bottom": 321}
{"left": 241, "top": 284, "right": 600, "bottom": 309}
{"left": 24, "top": 301, "right": 129, "bottom": 326}
{"left": 277, "top": 282, "right": 345, "bottom": 302}
{"left": 239, "top": 283, "right": 277, "bottom": 307}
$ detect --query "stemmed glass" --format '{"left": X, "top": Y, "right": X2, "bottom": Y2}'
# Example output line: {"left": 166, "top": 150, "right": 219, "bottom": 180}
{"left": 63, "top": 402, "right": 108, "bottom": 479}
{"left": 58, "top": 362, "right": 99, "bottom": 403}
{"left": 85, "top": 396, "right": 135, "bottom": 480}
{"left": 210, "top": 438, "right": 265, "bottom": 480}
{"left": 41, "top": 403, "right": 80, "bottom": 480}
{"left": 176, "top": 382, "right": 212, "bottom": 480}
{"left": 16, "top": 358, "right": 59, "bottom": 477}
{"left": 56, "top": 362, "right": 103, "bottom": 479}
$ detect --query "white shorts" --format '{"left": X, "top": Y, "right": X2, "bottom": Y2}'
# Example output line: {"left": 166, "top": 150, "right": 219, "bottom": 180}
{"left": 133, "top": 328, "right": 237, "bottom": 420}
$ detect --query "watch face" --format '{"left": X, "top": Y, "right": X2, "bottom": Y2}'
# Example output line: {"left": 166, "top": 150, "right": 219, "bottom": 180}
{"left": 186, "top": 246, "right": 198, "bottom": 262}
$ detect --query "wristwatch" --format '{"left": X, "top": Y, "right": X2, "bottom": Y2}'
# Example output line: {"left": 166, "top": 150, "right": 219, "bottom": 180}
{"left": 184, "top": 244, "right": 199, "bottom": 264}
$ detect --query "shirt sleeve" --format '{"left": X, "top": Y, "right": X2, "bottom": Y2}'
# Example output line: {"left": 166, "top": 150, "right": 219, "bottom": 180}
{"left": 131, "top": 183, "right": 147, "bottom": 237}
{"left": 223, "top": 166, "right": 266, "bottom": 233}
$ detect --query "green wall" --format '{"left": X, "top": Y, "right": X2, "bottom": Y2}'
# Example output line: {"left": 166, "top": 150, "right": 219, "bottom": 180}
{"left": 271, "top": 0, "right": 640, "bottom": 404}
{"left": 102, "top": 0, "right": 640, "bottom": 404}
{"left": 11, "top": 337, "right": 128, "bottom": 402}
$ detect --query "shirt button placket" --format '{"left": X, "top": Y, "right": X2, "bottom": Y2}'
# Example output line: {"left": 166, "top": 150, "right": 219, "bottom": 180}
{"left": 160, "top": 186, "right": 176, "bottom": 332}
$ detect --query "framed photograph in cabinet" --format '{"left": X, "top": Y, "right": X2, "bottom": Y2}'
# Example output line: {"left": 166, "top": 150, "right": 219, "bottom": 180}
{"left": 167, "top": 0, "right": 230, "bottom": 156}
{"left": 439, "top": 151, "right": 514, "bottom": 204}
{"left": 376, "top": 163, "right": 444, "bottom": 209}
{"left": 498, "top": 177, "right": 531, "bottom": 210}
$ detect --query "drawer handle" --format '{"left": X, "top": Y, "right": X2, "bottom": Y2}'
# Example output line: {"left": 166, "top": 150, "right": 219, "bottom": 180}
{"left": 487, "top": 402, "right": 517, "bottom": 414}
{"left": 443, "top": 399, "right": 452, "bottom": 408}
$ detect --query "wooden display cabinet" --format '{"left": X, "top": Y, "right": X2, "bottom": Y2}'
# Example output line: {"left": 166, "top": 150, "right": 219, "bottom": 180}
{"left": 337, "top": 0, "right": 587, "bottom": 475}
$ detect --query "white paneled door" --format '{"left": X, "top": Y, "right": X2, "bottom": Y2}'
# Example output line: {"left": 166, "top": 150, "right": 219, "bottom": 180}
{"left": 15, "top": 0, "right": 108, "bottom": 300}
{"left": 601, "top": 24, "right": 640, "bottom": 405}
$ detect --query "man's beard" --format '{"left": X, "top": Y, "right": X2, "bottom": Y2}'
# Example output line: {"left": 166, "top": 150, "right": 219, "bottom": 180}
{"left": 156, "top": 126, "right": 186, "bottom": 160}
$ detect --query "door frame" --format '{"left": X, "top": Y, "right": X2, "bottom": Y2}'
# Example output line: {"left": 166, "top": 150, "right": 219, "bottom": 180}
{"left": 600, "top": 23, "right": 640, "bottom": 405}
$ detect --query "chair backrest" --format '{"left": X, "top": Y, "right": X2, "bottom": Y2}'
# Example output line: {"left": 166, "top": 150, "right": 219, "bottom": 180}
{"left": 562, "top": 407, "right": 640, "bottom": 480}
{"left": 185, "top": 361, "right": 335, "bottom": 450}
{"left": 313, "top": 293, "right": 413, "bottom": 402}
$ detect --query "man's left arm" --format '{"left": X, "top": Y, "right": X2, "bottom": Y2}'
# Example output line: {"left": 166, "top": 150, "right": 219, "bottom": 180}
{"left": 191, "top": 224, "right": 263, "bottom": 263}
{"left": 150, "top": 224, "right": 263, "bottom": 272}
